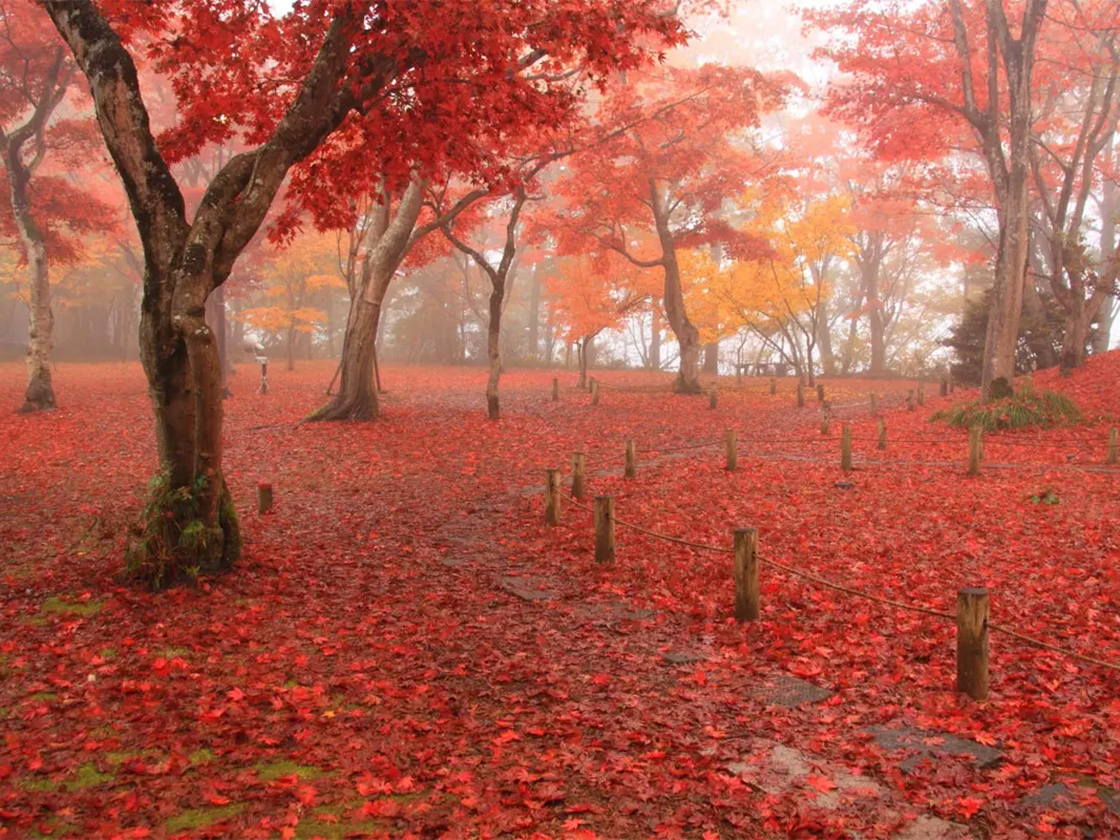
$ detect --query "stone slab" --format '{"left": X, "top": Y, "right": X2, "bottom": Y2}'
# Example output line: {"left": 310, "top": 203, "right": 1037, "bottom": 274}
{"left": 750, "top": 673, "right": 833, "bottom": 708}
{"left": 662, "top": 650, "right": 708, "bottom": 665}
{"left": 1022, "top": 781, "right": 1120, "bottom": 815}
{"left": 498, "top": 576, "right": 560, "bottom": 602}
{"left": 865, "top": 723, "right": 1002, "bottom": 771}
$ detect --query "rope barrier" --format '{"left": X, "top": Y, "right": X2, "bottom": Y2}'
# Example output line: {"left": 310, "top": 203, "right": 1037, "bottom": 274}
{"left": 555, "top": 495, "right": 1119, "bottom": 672}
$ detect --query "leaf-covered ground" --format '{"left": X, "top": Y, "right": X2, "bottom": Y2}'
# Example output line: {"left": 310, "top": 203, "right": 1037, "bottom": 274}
{"left": 1, "top": 356, "right": 1118, "bottom": 839}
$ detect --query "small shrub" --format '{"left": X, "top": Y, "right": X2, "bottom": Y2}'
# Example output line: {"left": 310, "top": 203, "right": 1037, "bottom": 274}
{"left": 931, "top": 384, "right": 1081, "bottom": 432}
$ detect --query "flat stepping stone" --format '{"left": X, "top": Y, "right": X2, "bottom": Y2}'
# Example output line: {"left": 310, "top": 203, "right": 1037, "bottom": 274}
{"left": 1021, "top": 781, "right": 1120, "bottom": 815}
{"left": 498, "top": 576, "right": 560, "bottom": 602}
{"left": 865, "top": 723, "right": 1002, "bottom": 771}
{"left": 750, "top": 673, "right": 833, "bottom": 707}
{"left": 662, "top": 649, "right": 708, "bottom": 664}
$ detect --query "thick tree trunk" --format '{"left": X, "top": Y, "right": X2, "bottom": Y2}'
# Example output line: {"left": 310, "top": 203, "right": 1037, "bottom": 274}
{"left": 316, "top": 299, "right": 381, "bottom": 420}
{"left": 983, "top": 175, "right": 1030, "bottom": 398}
{"left": 659, "top": 252, "right": 700, "bottom": 392}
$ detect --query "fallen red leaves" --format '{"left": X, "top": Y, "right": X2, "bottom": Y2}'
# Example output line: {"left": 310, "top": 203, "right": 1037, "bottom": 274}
{"left": 0, "top": 357, "right": 1118, "bottom": 838}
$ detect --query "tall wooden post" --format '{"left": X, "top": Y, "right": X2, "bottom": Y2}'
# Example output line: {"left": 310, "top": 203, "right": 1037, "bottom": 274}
{"left": 544, "top": 468, "right": 561, "bottom": 525}
{"left": 956, "top": 587, "right": 989, "bottom": 700}
{"left": 551, "top": 377, "right": 559, "bottom": 401}
{"left": 591, "top": 380, "right": 600, "bottom": 405}
{"left": 796, "top": 383, "right": 805, "bottom": 407}
{"left": 571, "top": 451, "right": 587, "bottom": 499}
{"left": 733, "top": 528, "right": 760, "bottom": 622}
{"left": 725, "top": 428, "right": 738, "bottom": 471}
{"left": 769, "top": 376, "right": 776, "bottom": 396}
{"left": 1108, "top": 427, "right": 1118, "bottom": 465}
{"left": 624, "top": 439, "right": 637, "bottom": 478}
{"left": 594, "top": 495, "right": 615, "bottom": 563}
{"left": 968, "top": 426, "right": 983, "bottom": 476}
{"left": 841, "top": 424, "right": 853, "bottom": 472}
{"left": 816, "top": 384, "right": 825, "bottom": 404}
{"left": 876, "top": 417, "right": 887, "bottom": 451}
{"left": 257, "top": 481, "right": 273, "bottom": 515}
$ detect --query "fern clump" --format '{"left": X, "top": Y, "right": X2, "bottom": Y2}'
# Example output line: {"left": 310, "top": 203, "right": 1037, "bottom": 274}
{"left": 931, "top": 383, "right": 1081, "bottom": 432}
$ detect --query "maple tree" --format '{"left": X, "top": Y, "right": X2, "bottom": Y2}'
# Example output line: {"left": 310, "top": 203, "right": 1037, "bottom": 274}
{"left": 552, "top": 64, "right": 785, "bottom": 392}
{"left": 0, "top": 0, "right": 117, "bottom": 410}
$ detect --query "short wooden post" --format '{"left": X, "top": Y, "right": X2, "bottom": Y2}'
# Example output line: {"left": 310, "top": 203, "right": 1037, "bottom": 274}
{"left": 950, "top": 376, "right": 955, "bottom": 393}
{"left": 725, "top": 428, "right": 738, "bottom": 471}
{"left": 624, "top": 438, "right": 637, "bottom": 478}
{"left": 594, "top": 495, "right": 615, "bottom": 563}
{"left": 870, "top": 393, "right": 878, "bottom": 413}
{"left": 876, "top": 416, "right": 887, "bottom": 451}
{"left": 544, "top": 468, "right": 561, "bottom": 525}
{"left": 840, "top": 424, "right": 853, "bottom": 471}
{"left": 956, "top": 587, "right": 989, "bottom": 700}
{"left": 257, "top": 481, "right": 273, "bottom": 515}
{"left": 917, "top": 384, "right": 925, "bottom": 406}
{"left": 967, "top": 430, "right": 985, "bottom": 477}
{"left": 796, "top": 383, "right": 805, "bottom": 408}
{"left": 1108, "top": 427, "right": 1118, "bottom": 465}
{"left": 816, "top": 383, "right": 825, "bottom": 404}
{"left": 907, "top": 390, "right": 915, "bottom": 411}
{"left": 571, "top": 451, "right": 587, "bottom": 499}
{"left": 551, "top": 378, "right": 559, "bottom": 401}
{"left": 940, "top": 377, "right": 948, "bottom": 397}
{"left": 591, "top": 380, "right": 600, "bottom": 405}
{"left": 588, "top": 375, "right": 595, "bottom": 393}
{"left": 769, "top": 376, "right": 776, "bottom": 396}
{"left": 820, "top": 407, "right": 831, "bottom": 436}
{"left": 733, "top": 528, "right": 760, "bottom": 622}
{"left": 968, "top": 426, "right": 983, "bottom": 476}
{"left": 709, "top": 389, "right": 718, "bottom": 410}
{"left": 736, "top": 367, "right": 743, "bottom": 386}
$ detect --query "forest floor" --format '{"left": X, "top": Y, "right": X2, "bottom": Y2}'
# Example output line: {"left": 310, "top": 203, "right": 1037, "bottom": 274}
{"left": 1, "top": 355, "right": 1118, "bottom": 840}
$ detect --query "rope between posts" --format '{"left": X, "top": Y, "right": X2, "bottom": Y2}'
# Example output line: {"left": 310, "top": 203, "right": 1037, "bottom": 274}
{"left": 639, "top": 439, "right": 723, "bottom": 454}
{"left": 987, "top": 623, "right": 1120, "bottom": 672}
{"left": 554, "top": 493, "right": 1119, "bottom": 670}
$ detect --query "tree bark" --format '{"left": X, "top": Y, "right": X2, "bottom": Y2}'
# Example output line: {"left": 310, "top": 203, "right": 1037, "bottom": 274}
{"left": 651, "top": 183, "right": 701, "bottom": 392}
{"left": 649, "top": 303, "right": 661, "bottom": 370}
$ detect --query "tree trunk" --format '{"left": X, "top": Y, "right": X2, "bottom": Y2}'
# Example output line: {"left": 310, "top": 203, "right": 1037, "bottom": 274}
{"left": 316, "top": 299, "right": 381, "bottom": 420}
{"left": 527, "top": 260, "right": 541, "bottom": 363}
{"left": 1092, "top": 167, "right": 1117, "bottom": 353}
{"left": 702, "top": 341, "right": 719, "bottom": 376}
{"left": 649, "top": 303, "right": 661, "bottom": 370}
{"left": 486, "top": 283, "right": 503, "bottom": 420}
{"left": 983, "top": 173, "right": 1030, "bottom": 398}
{"left": 817, "top": 300, "right": 836, "bottom": 376}
{"left": 7, "top": 150, "right": 56, "bottom": 412}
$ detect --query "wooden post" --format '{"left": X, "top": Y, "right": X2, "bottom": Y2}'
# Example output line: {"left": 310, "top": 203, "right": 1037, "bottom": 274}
{"left": 907, "top": 390, "right": 915, "bottom": 412}
{"left": 820, "top": 408, "right": 831, "bottom": 436}
{"left": 950, "top": 376, "right": 955, "bottom": 393}
{"left": 594, "top": 495, "right": 615, "bottom": 563}
{"left": 588, "top": 375, "right": 595, "bottom": 393}
{"left": 968, "top": 426, "right": 983, "bottom": 476}
{"left": 841, "top": 424, "right": 853, "bottom": 471}
{"left": 624, "top": 439, "right": 637, "bottom": 478}
{"left": 876, "top": 417, "right": 887, "bottom": 451}
{"left": 257, "top": 481, "right": 273, "bottom": 515}
{"left": 571, "top": 451, "right": 587, "bottom": 499}
{"left": 816, "top": 383, "right": 825, "bottom": 404}
{"left": 736, "top": 366, "right": 743, "bottom": 386}
{"left": 709, "top": 389, "right": 718, "bottom": 410}
{"left": 591, "top": 380, "right": 600, "bottom": 405}
{"left": 725, "top": 428, "right": 738, "bottom": 471}
{"left": 1108, "top": 427, "right": 1118, "bottom": 465}
{"left": 956, "top": 587, "right": 989, "bottom": 700}
{"left": 796, "top": 383, "right": 805, "bottom": 407}
{"left": 544, "top": 468, "right": 561, "bottom": 525}
{"left": 551, "top": 377, "right": 559, "bottom": 401}
{"left": 733, "top": 528, "right": 760, "bottom": 622}
{"left": 870, "top": 393, "right": 878, "bottom": 413}
{"left": 917, "top": 383, "right": 925, "bottom": 406}
{"left": 769, "top": 376, "right": 776, "bottom": 396}
{"left": 940, "top": 377, "right": 948, "bottom": 397}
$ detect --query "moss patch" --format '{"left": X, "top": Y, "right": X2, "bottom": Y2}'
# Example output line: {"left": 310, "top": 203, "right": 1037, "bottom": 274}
{"left": 66, "top": 763, "right": 114, "bottom": 790}
{"left": 257, "top": 760, "right": 327, "bottom": 782}
{"left": 165, "top": 803, "right": 244, "bottom": 834}
{"left": 20, "top": 777, "right": 60, "bottom": 793}
{"left": 28, "top": 692, "right": 58, "bottom": 703}
{"left": 188, "top": 748, "right": 217, "bottom": 766}
{"left": 159, "top": 646, "right": 191, "bottom": 658}
{"left": 42, "top": 596, "right": 103, "bottom": 617}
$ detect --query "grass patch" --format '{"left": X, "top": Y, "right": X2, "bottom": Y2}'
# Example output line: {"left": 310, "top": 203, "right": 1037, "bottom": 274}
{"left": 188, "top": 748, "right": 217, "bottom": 766}
{"left": 165, "top": 803, "right": 244, "bottom": 834}
{"left": 42, "top": 596, "right": 103, "bottom": 617}
{"left": 29, "top": 692, "right": 58, "bottom": 703}
{"left": 931, "top": 384, "right": 1081, "bottom": 432}
{"left": 256, "top": 760, "right": 327, "bottom": 782}
{"left": 20, "top": 777, "right": 60, "bottom": 793}
{"left": 66, "top": 763, "right": 114, "bottom": 790}
{"left": 159, "top": 647, "right": 191, "bottom": 658}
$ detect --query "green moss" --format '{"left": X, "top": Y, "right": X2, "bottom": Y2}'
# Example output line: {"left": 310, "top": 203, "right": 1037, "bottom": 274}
{"left": 99, "top": 648, "right": 117, "bottom": 659}
{"left": 188, "top": 748, "right": 216, "bottom": 766}
{"left": 29, "top": 692, "right": 58, "bottom": 703}
{"left": 42, "top": 595, "right": 103, "bottom": 617}
{"left": 106, "top": 749, "right": 161, "bottom": 766}
{"left": 256, "top": 760, "right": 327, "bottom": 782}
{"left": 932, "top": 384, "right": 1081, "bottom": 431}
{"left": 165, "top": 803, "right": 244, "bottom": 834}
{"left": 159, "top": 647, "right": 190, "bottom": 658}
{"left": 66, "top": 763, "right": 113, "bottom": 790}
{"left": 20, "top": 777, "right": 60, "bottom": 792}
